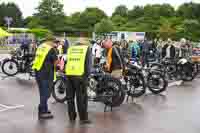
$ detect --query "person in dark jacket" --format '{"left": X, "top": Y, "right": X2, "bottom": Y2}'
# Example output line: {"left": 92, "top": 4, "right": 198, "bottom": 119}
{"left": 63, "top": 38, "right": 69, "bottom": 54}
{"left": 106, "top": 42, "right": 124, "bottom": 78}
{"left": 162, "top": 39, "right": 176, "bottom": 59}
{"left": 141, "top": 39, "right": 151, "bottom": 67}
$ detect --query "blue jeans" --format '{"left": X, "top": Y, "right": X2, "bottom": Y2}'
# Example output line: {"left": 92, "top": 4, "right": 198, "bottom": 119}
{"left": 36, "top": 78, "right": 52, "bottom": 113}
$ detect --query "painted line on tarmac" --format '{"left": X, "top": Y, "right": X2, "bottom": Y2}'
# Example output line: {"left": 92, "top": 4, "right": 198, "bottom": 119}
{"left": 0, "top": 104, "right": 24, "bottom": 112}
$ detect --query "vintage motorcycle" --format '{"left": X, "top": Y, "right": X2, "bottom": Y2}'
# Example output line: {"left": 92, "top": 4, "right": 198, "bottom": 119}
{"left": 52, "top": 64, "right": 125, "bottom": 111}
{"left": 150, "top": 58, "right": 197, "bottom": 81}
{"left": 122, "top": 61, "right": 168, "bottom": 101}
{"left": 1, "top": 48, "right": 35, "bottom": 77}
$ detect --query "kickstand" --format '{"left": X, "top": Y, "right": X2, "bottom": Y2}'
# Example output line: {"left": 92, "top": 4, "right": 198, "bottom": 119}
{"left": 126, "top": 95, "right": 130, "bottom": 103}
{"left": 132, "top": 96, "right": 136, "bottom": 103}
{"left": 104, "top": 104, "right": 113, "bottom": 112}
{"left": 126, "top": 95, "right": 136, "bottom": 103}
{"left": 104, "top": 97, "right": 113, "bottom": 112}
{"left": 28, "top": 74, "right": 31, "bottom": 80}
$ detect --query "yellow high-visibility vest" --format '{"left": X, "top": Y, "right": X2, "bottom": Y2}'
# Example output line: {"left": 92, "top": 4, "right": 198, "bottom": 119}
{"left": 32, "top": 43, "right": 52, "bottom": 71}
{"left": 65, "top": 45, "right": 88, "bottom": 76}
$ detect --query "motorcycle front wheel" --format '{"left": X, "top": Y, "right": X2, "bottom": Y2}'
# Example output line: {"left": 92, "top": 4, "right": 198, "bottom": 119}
{"left": 52, "top": 76, "right": 68, "bottom": 103}
{"left": 1, "top": 59, "right": 19, "bottom": 76}
{"left": 147, "top": 71, "right": 168, "bottom": 94}
{"left": 102, "top": 77, "right": 125, "bottom": 107}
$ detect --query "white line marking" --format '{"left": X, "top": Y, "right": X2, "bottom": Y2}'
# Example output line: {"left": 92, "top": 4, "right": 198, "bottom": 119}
{"left": 0, "top": 104, "right": 24, "bottom": 112}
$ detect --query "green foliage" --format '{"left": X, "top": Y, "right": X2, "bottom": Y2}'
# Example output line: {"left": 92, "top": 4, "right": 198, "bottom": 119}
{"left": 128, "top": 6, "right": 144, "bottom": 20}
{"left": 2, "top": 0, "right": 200, "bottom": 41}
{"left": 112, "top": 5, "right": 128, "bottom": 18}
{"left": 111, "top": 15, "right": 127, "bottom": 28}
{"left": 94, "top": 19, "right": 115, "bottom": 33}
{"left": 27, "top": 28, "right": 52, "bottom": 38}
{"left": 0, "top": 2, "right": 23, "bottom": 27}
{"left": 78, "top": 8, "right": 107, "bottom": 31}
{"left": 34, "top": 0, "right": 65, "bottom": 31}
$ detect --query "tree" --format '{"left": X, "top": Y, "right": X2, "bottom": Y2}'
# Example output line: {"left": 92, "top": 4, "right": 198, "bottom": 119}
{"left": 94, "top": 19, "right": 114, "bottom": 33}
{"left": 159, "top": 4, "right": 175, "bottom": 17}
{"left": 79, "top": 8, "right": 107, "bottom": 31}
{"left": 128, "top": 6, "right": 144, "bottom": 20}
{"left": 177, "top": 2, "right": 200, "bottom": 20}
{"left": 158, "top": 17, "right": 178, "bottom": 39}
{"left": 27, "top": 17, "right": 43, "bottom": 28}
{"left": 0, "top": 2, "right": 23, "bottom": 27}
{"left": 112, "top": 5, "right": 128, "bottom": 18}
{"left": 111, "top": 15, "right": 126, "bottom": 27}
{"left": 34, "top": 0, "right": 65, "bottom": 31}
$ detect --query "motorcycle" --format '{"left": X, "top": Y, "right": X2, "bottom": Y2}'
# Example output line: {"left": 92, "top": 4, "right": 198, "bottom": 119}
{"left": 120, "top": 56, "right": 168, "bottom": 101}
{"left": 150, "top": 58, "right": 196, "bottom": 81}
{"left": 52, "top": 64, "right": 125, "bottom": 111}
{"left": 1, "top": 48, "right": 35, "bottom": 77}
{"left": 122, "top": 61, "right": 168, "bottom": 99}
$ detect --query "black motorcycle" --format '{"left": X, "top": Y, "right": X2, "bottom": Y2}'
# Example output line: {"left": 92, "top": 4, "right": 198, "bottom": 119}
{"left": 52, "top": 65, "right": 125, "bottom": 111}
{"left": 150, "top": 58, "right": 196, "bottom": 81}
{"left": 122, "top": 62, "right": 168, "bottom": 100}
{"left": 1, "top": 48, "right": 35, "bottom": 77}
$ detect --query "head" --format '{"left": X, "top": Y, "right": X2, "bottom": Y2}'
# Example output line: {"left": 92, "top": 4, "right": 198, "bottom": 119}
{"left": 167, "top": 38, "right": 172, "bottom": 45}
{"left": 113, "top": 41, "right": 120, "bottom": 47}
{"left": 180, "top": 38, "right": 186, "bottom": 45}
{"left": 44, "top": 34, "right": 56, "bottom": 47}
{"left": 129, "top": 40, "right": 133, "bottom": 43}
{"left": 96, "top": 39, "right": 101, "bottom": 45}
{"left": 25, "top": 34, "right": 28, "bottom": 38}
{"left": 60, "top": 39, "right": 65, "bottom": 46}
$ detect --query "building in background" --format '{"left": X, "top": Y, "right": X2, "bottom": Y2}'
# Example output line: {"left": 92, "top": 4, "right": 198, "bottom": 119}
{"left": 93, "top": 31, "right": 146, "bottom": 41}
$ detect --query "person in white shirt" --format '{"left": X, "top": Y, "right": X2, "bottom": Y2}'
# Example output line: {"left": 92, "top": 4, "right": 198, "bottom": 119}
{"left": 94, "top": 40, "right": 102, "bottom": 64}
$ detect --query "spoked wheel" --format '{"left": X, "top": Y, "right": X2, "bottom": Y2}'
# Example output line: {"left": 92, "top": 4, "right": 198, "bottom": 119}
{"left": 127, "top": 73, "right": 146, "bottom": 97}
{"left": 52, "top": 76, "right": 68, "bottom": 103}
{"left": 1, "top": 59, "right": 19, "bottom": 76}
{"left": 147, "top": 71, "right": 168, "bottom": 94}
{"left": 180, "top": 63, "right": 195, "bottom": 82}
{"left": 182, "top": 72, "right": 194, "bottom": 81}
{"left": 102, "top": 77, "right": 125, "bottom": 107}
{"left": 191, "top": 63, "right": 199, "bottom": 79}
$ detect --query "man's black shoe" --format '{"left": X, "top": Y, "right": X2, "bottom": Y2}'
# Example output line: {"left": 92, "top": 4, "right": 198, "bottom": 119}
{"left": 80, "top": 119, "right": 92, "bottom": 125}
{"left": 47, "top": 110, "right": 51, "bottom": 114}
{"left": 38, "top": 113, "right": 54, "bottom": 120}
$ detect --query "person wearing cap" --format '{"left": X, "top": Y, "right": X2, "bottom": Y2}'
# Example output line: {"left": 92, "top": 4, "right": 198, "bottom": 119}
{"left": 65, "top": 36, "right": 92, "bottom": 124}
{"left": 32, "top": 34, "right": 58, "bottom": 119}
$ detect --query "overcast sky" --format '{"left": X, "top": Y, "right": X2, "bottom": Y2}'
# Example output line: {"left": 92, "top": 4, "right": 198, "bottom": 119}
{"left": 1, "top": 0, "right": 199, "bottom": 17}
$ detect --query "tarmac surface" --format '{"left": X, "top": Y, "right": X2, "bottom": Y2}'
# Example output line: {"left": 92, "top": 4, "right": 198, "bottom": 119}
{"left": 0, "top": 54, "right": 200, "bottom": 133}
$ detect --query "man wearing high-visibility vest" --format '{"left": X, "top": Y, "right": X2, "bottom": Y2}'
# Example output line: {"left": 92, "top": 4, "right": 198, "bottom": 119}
{"left": 32, "top": 34, "right": 58, "bottom": 120}
{"left": 65, "top": 37, "right": 92, "bottom": 124}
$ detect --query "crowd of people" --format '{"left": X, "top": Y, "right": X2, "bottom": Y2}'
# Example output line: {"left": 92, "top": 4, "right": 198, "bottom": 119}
{"left": 91, "top": 37, "right": 193, "bottom": 69}
{"left": 13, "top": 33, "right": 194, "bottom": 124}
